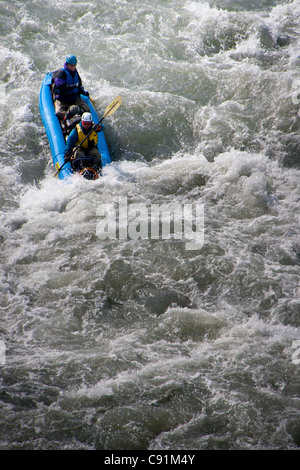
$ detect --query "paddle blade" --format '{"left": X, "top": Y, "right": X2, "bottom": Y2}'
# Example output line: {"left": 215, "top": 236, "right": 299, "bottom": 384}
{"left": 54, "top": 162, "right": 60, "bottom": 177}
{"left": 103, "top": 95, "right": 122, "bottom": 119}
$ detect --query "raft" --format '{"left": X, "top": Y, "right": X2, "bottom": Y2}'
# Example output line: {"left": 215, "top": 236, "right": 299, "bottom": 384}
{"left": 39, "top": 72, "right": 111, "bottom": 180}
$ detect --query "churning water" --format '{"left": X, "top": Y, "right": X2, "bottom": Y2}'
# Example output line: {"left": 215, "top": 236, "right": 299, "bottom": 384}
{"left": 0, "top": 0, "right": 300, "bottom": 450}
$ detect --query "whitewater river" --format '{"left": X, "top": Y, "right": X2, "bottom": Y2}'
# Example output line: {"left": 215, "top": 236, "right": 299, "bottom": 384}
{"left": 0, "top": 0, "right": 300, "bottom": 450}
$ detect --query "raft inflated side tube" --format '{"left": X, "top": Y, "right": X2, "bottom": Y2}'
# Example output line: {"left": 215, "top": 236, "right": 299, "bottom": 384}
{"left": 39, "top": 73, "right": 72, "bottom": 180}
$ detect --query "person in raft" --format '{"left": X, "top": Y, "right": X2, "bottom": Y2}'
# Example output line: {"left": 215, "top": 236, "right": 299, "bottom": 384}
{"left": 64, "top": 112, "right": 104, "bottom": 169}
{"left": 54, "top": 54, "right": 90, "bottom": 120}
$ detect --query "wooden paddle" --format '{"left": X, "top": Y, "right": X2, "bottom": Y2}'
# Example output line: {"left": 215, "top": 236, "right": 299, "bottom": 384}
{"left": 55, "top": 95, "right": 122, "bottom": 177}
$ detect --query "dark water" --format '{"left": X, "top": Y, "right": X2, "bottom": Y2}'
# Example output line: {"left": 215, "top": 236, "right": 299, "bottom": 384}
{"left": 0, "top": 0, "right": 300, "bottom": 450}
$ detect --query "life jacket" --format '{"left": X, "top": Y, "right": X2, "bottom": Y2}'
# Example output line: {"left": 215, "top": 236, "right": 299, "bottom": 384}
{"left": 53, "top": 66, "right": 80, "bottom": 102}
{"left": 63, "top": 67, "right": 80, "bottom": 96}
{"left": 75, "top": 123, "right": 98, "bottom": 150}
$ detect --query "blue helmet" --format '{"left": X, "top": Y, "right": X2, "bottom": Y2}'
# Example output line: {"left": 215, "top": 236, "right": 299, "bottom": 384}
{"left": 66, "top": 54, "right": 77, "bottom": 65}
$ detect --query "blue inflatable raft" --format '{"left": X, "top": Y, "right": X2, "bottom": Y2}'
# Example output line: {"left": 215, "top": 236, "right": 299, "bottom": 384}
{"left": 39, "top": 72, "right": 111, "bottom": 180}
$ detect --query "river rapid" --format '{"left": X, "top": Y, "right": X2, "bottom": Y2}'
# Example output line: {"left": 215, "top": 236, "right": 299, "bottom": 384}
{"left": 0, "top": 0, "right": 300, "bottom": 450}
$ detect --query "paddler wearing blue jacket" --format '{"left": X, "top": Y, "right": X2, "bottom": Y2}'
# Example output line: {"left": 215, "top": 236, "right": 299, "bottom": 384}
{"left": 64, "top": 112, "right": 104, "bottom": 168}
{"left": 54, "top": 55, "right": 90, "bottom": 120}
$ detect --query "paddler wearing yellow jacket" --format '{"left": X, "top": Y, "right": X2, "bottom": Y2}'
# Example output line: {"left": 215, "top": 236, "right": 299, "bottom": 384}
{"left": 64, "top": 112, "right": 104, "bottom": 168}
